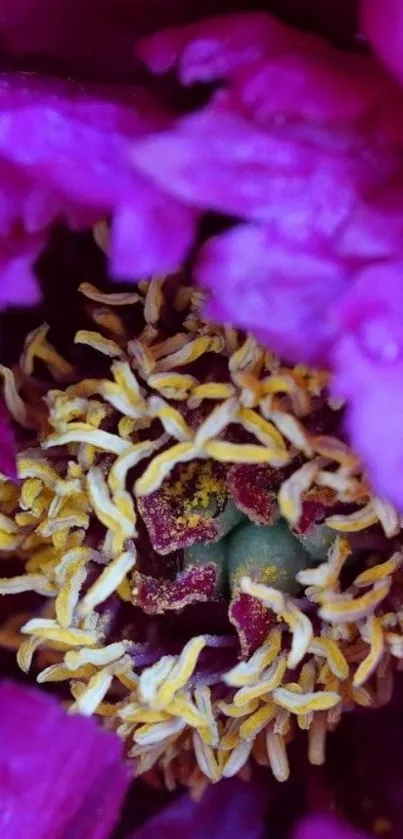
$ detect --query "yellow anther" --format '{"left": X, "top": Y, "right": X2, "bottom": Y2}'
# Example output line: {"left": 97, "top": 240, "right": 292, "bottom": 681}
{"left": 21, "top": 619, "right": 97, "bottom": 647}
{"left": 204, "top": 440, "right": 289, "bottom": 467}
{"left": 37, "top": 663, "right": 96, "bottom": 683}
{"left": 91, "top": 308, "right": 126, "bottom": 337}
{"left": 75, "top": 330, "right": 123, "bottom": 358}
{"left": 237, "top": 407, "right": 285, "bottom": 450}
{"left": 308, "top": 638, "right": 349, "bottom": 680}
{"left": 64, "top": 641, "right": 129, "bottom": 671}
{"left": 233, "top": 658, "right": 287, "bottom": 707}
{"left": 224, "top": 629, "right": 282, "bottom": 687}
{"left": 266, "top": 731, "right": 290, "bottom": 782}
{"left": 144, "top": 277, "right": 164, "bottom": 324}
{"left": 320, "top": 580, "right": 391, "bottom": 623}
{"left": 17, "top": 636, "right": 43, "bottom": 673}
{"left": 21, "top": 324, "right": 74, "bottom": 379}
{"left": 44, "top": 424, "right": 132, "bottom": 456}
{"left": 70, "top": 667, "right": 114, "bottom": 716}
{"left": 148, "top": 373, "right": 198, "bottom": 400}
{"left": 79, "top": 282, "right": 140, "bottom": 306}
{"left": 326, "top": 503, "right": 378, "bottom": 532}
{"left": 153, "top": 637, "right": 206, "bottom": 709}
{"left": 0, "top": 365, "right": 31, "bottom": 427}
{"left": 273, "top": 688, "right": 340, "bottom": 715}
{"left": 189, "top": 383, "right": 235, "bottom": 404}
{"left": 353, "top": 617, "right": 384, "bottom": 687}
{"left": 239, "top": 703, "right": 277, "bottom": 741}
{"left": 354, "top": 553, "right": 403, "bottom": 588}
{"left": 78, "top": 551, "right": 136, "bottom": 617}
{"left": 156, "top": 336, "right": 223, "bottom": 372}
{"left": 194, "top": 398, "right": 239, "bottom": 447}
{"left": 0, "top": 574, "right": 56, "bottom": 596}
{"left": 217, "top": 699, "right": 260, "bottom": 718}
{"left": 135, "top": 442, "right": 197, "bottom": 495}
{"left": 278, "top": 458, "right": 326, "bottom": 525}
{"left": 55, "top": 562, "right": 87, "bottom": 629}
{"left": 269, "top": 411, "right": 313, "bottom": 457}
{"left": 108, "top": 442, "right": 158, "bottom": 494}
{"left": 149, "top": 396, "right": 193, "bottom": 442}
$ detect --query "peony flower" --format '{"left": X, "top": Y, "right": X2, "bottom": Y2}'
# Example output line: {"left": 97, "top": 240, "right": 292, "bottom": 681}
{"left": 2, "top": 3, "right": 403, "bottom": 839}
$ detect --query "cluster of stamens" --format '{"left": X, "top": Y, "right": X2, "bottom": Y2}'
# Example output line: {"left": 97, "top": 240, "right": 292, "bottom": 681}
{"left": 0, "top": 274, "right": 402, "bottom": 795}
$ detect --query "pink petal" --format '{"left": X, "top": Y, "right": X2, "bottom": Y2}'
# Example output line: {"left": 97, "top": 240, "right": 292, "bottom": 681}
{"left": 0, "top": 74, "right": 195, "bottom": 279}
{"left": 0, "top": 233, "right": 44, "bottom": 309}
{"left": 294, "top": 815, "right": 367, "bottom": 839}
{"left": 129, "top": 776, "right": 270, "bottom": 839}
{"left": 197, "top": 223, "right": 348, "bottom": 366}
{"left": 137, "top": 12, "right": 323, "bottom": 85}
{"left": 361, "top": 0, "right": 403, "bottom": 85}
{"left": 332, "top": 263, "right": 403, "bottom": 508}
{"left": 110, "top": 195, "right": 196, "bottom": 280}
{"left": 0, "top": 681, "right": 129, "bottom": 839}
{"left": 131, "top": 99, "right": 398, "bottom": 249}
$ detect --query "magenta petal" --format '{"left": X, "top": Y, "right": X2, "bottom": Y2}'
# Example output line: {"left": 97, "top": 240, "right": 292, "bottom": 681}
{"left": 332, "top": 264, "right": 403, "bottom": 508}
{"left": 361, "top": 0, "right": 403, "bottom": 85}
{"left": 294, "top": 815, "right": 367, "bottom": 839}
{"left": 0, "top": 74, "right": 194, "bottom": 279}
{"left": 129, "top": 776, "right": 270, "bottom": 839}
{"left": 110, "top": 193, "right": 196, "bottom": 279}
{"left": 0, "top": 681, "right": 129, "bottom": 839}
{"left": 333, "top": 337, "right": 403, "bottom": 509}
{"left": 197, "top": 223, "right": 348, "bottom": 366}
{"left": 137, "top": 12, "right": 321, "bottom": 85}
{"left": 131, "top": 107, "right": 376, "bottom": 234}
{"left": 230, "top": 50, "right": 386, "bottom": 125}
{"left": 0, "top": 234, "right": 44, "bottom": 308}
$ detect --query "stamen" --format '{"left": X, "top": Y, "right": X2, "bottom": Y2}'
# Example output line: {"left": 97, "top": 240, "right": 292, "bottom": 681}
{"left": 75, "top": 330, "right": 123, "bottom": 358}
{"left": 266, "top": 731, "right": 290, "bottom": 782}
{"left": 79, "top": 282, "right": 140, "bottom": 306}
{"left": 78, "top": 551, "right": 136, "bottom": 616}
{"left": 353, "top": 617, "right": 384, "bottom": 687}
{"left": 320, "top": 580, "right": 391, "bottom": 623}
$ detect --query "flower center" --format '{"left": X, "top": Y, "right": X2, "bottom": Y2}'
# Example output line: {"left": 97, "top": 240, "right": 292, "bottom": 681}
{"left": 0, "top": 275, "right": 402, "bottom": 793}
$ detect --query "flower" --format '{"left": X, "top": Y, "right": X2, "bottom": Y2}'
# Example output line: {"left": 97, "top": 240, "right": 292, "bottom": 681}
{"left": 2, "top": 263, "right": 403, "bottom": 839}
{"left": 2, "top": 4, "right": 403, "bottom": 839}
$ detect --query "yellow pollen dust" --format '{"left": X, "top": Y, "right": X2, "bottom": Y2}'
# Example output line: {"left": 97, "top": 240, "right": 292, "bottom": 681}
{"left": 0, "top": 274, "right": 402, "bottom": 795}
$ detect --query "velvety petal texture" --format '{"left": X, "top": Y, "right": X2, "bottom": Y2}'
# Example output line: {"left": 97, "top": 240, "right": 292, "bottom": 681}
{"left": 294, "top": 816, "right": 367, "bottom": 839}
{"left": 0, "top": 681, "right": 129, "bottom": 839}
{"left": 361, "top": 0, "right": 403, "bottom": 85}
{"left": 332, "top": 264, "right": 403, "bottom": 509}
{"left": 131, "top": 10, "right": 403, "bottom": 506}
{"left": 130, "top": 776, "right": 270, "bottom": 839}
{"left": 198, "top": 224, "right": 348, "bottom": 366}
{"left": 0, "top": 73, "right": 196, "bottom": 299}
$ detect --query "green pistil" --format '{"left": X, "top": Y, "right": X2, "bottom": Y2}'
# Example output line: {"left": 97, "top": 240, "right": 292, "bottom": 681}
{"left": 184, "top": 510, "right": 313, "bottom": 596}
{"left": 293, "top": 521, "right": 337, "bottom": 563}
{"left": 227, "top": 519, "right": 310, "bottom": 595}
